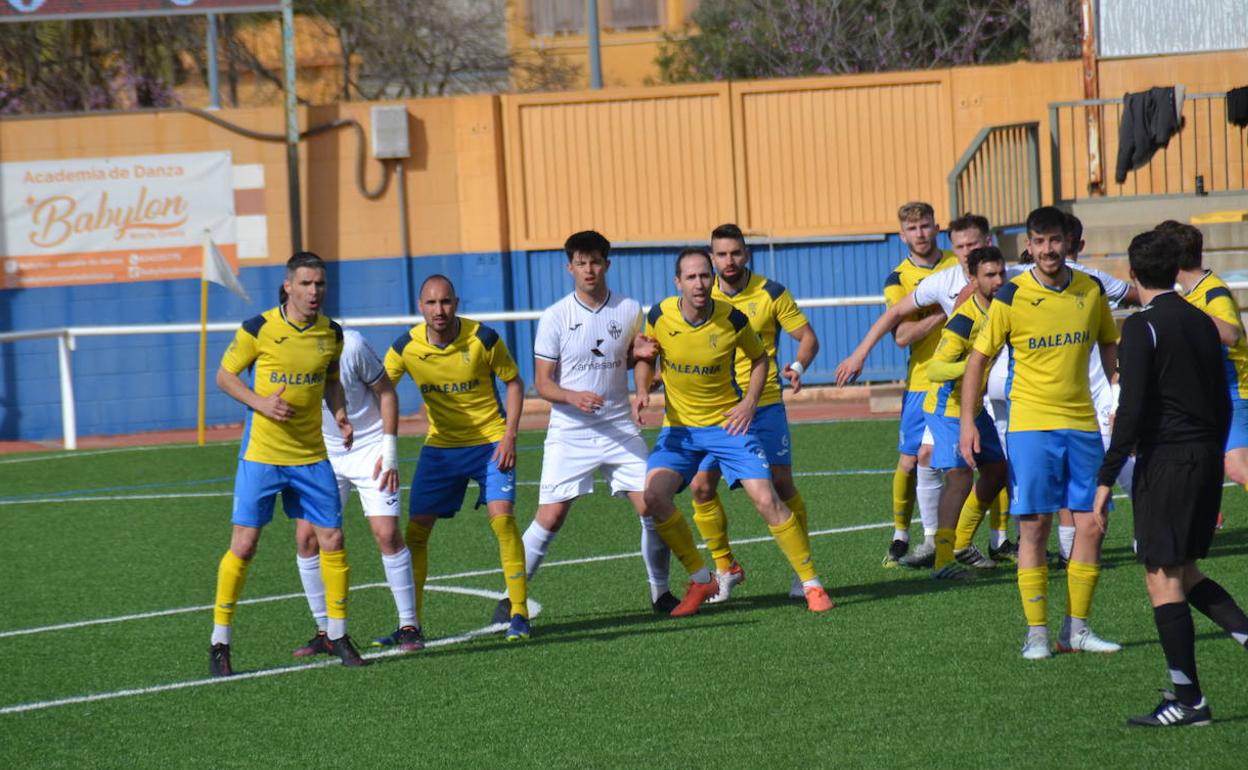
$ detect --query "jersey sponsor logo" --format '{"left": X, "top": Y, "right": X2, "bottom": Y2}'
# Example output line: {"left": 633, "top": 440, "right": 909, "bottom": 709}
{"left": 570, "top": 322, "right": 583, "bottom": 331}
{"left": 1027, "top": 330, "right": 1089, "bottom": 349}
{"left": 269, "top": 371, "right": 325, "bottom": 385}
{"left": 663, "top": 359, "right": 721, "bottom": 376}
{"left": 572, "top": 359, "right": 621, "bottom": 371}
{"left": 591, "top": 339, "right": 606, "bottom": 357}
{"left": 420, "top": 378, "right": 481, "bottom": 394}
{"left": 607, "top": 320, "right": 622, "bottom": 339}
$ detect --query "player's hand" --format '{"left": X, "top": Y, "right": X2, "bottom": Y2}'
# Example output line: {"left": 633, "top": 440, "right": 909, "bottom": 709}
{"left": 834, "top": 354, "right": 864, "bottom": 387}
{"left": 372, "top": 456, "right": 400, "bottom": 494}
{"left": 953, "top": 281, "right": 975, "bottom": 308}
{"left": 1090, "top": 485, "right": 1112, "bottom": 534}
{"left": 722, "top": 401, "right": 756, "bottom": 436}
{"left": 569, "top": 390, "right": 605, "bottom": 414}
{"left": 632, "top": 392, "right": 650, "bottom": 425}
{"left": 259, "top": 385, "right": 295, "bottom": 421}
{"left": 373, "top": 434, "right": 400, "bottom": 494}
{"left": 337, "top": 416, "right": 354, "bottom": 451}
{"left": 492, "top": 434, "right": 517, "bottom": 472}
{"left": 632, "top": 334, "right": 659, "bottom": 361}
{"left": 782, "top": 365, "right": 803, "bottom": 394}
{"left": 959, "top": 423, "right": 980, "bottom": 469}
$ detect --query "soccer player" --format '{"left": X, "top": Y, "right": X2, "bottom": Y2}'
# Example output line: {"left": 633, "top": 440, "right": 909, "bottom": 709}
{"left": 881, "top": 202, "right": 956, "bottom": 568}
{"left": 384, "top": 275, "right": 532, "bottom": 641}
{"left": 291, "top": 325, "right": 422, "bottom": 656}
{"left": 1096, "top": 230, "right": 1248, "bottom": 727}
{"left": 210, "top": 251, "right": 365, "bottom": 677}
{"left": 686, "top": 223, "right": 820, "bottom": 602}
{"left": 632, "top": 248, "right": 834, "bottom": 615}
{"left": 492, "top": 230, "right": 676, "bottom": 619}
{"left": 959, "top": 207, "right": 1120, "bottom": 660}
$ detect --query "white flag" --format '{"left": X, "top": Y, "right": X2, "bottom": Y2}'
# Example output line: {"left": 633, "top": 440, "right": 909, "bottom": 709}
{"left": 202, "top": 233, "right": 251, "bottom": 303}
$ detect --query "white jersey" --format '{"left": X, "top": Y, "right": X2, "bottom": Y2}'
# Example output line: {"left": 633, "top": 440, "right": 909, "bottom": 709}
{"left": 912, "top": 263, "right": 969, "bottom": 316}
{"left": 321, "top": 328, "right": 386, "bottom": 454}
{"left": 534, "top": 291, "right": 643, "bottom": 437}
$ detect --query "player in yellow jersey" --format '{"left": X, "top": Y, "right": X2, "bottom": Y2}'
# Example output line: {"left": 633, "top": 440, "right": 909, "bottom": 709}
{"left": 883, "top": 202, "right": 957, "bottom": 568}
{"left": 633, "top": 248, "right": 834, "bottom": 616}
{"left": 384, "top": 275, "right": 532, "bottom": 642}
{"left": 210, "top": 252, "right": 365, "bottom": 676}
{"left": 685, "top": 224, "right": 820, "bottom": 603}
{"left": 1164, "top": 220, "right": 1248, "bottom": 509}
{"left": 960, "top": 207, "right": 1120, "bottom": 660}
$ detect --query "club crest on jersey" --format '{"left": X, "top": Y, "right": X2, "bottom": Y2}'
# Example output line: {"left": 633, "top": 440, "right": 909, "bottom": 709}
{"left": 748, "top": 302, "right": 758, "bottom": 317}
{"left": 317, "top": 338, "right": 326, "bottom": 353}
{"left": 461, "top": 350, "right": 471, "bottom": 363}
{"left": 607, "top": 320, "right": 622, "bottom": 339}
{"left": 709, "top": 333, "right": 719, "bottom": 348}
{"left": 1074, "top": 292, "right": 1086, "bottom": 308}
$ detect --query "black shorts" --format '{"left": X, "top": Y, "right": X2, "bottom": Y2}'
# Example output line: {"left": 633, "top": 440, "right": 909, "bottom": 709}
{"left": 1132, "top": 443, "right": 1224, "bottom": 568}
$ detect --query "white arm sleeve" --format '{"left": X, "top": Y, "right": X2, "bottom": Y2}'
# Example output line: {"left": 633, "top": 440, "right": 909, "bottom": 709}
{"left": 533, "top": 305, "right": 562, "bottom": 362}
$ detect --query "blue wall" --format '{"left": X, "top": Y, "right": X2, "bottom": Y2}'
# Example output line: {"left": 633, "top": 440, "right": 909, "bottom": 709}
{"left": 0, "top": 236, "right": 926, "bottom": 441}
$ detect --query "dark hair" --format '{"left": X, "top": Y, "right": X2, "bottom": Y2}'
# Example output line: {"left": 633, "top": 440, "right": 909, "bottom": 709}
{"left": 1064, "top": 212, "right": 1084, "bottom": 244}
{"left": 278, "top": 286, "right": 288, "bottom": 304}
{"left": 948, "top": 214, "right": 990, "bottom": 238}
{"left": 1154, "top": 220, "right": 1203, "bottom": 270}
{"left": 1017, "top": 249, "right": 1034, "bottom": 265}
{"left": 711, "top": 223, "right": 746, "bottom": 244}
{"left": 967, "top": 246, "right": 1005, "bottom": 276}
{"left": 674, "top": 247, "right": 713, "bottom": 276}
{"left": 1128, "top": 231, "right": 1181, "bottom": 290}
{"left": 419, "top": 273, "right": 456, "bottom": 297}
{"left": 1025, "top": 206, "right": 1069, "bottom": 237}
{"left": 286, "top": 251, "right": 326, "bottom": 276}
{"left": 564, "top": 230, "right": 610, "bottom": 262}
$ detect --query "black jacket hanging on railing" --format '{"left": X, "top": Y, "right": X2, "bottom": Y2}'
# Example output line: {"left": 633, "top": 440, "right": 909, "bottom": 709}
{"left": 1114, "top": 85, "right": 1185, "bottom": 184}
{"left": 1228, "top": 86, "right": 1248, "bottom": 128}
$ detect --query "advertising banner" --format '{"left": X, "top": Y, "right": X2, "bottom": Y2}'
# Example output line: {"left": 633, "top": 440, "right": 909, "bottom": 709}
{"left": 0, "top": 1, "right": 281, "bottom": 22}
{"left": 1, "top": 151, "right": 238, "bottom": 289}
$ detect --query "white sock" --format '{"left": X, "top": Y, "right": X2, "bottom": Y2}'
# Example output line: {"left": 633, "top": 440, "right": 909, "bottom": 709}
{"left": 990, "top": 528, "right": 1007, "bottom": 549}
{"left": 916, "top": 464, "right": 942, "bottom": 542}
{"left": 893, "top": 528, "right": 910, "bottom": 542}
{"left": 639, "top": 516, "right": 671, "bottom": 602}
{"left": 1232, "top": 630, "right": 1248, "bottom": 645}
{"left": 1058, "top": 525, "right": 1076, "bottom": 560}
{"left": 522, "top": 521, "right": 558, "bottom": 579}
{"left": 296, "top": 553, "right": 328, "bottom": 631}
{"left": 211, "top": 623, "right": 231, "bottom": 646}
{"left": 1117, "top": 456, "right": 1135, "bottom": 496}
{"left": 692, "top": 567, "right": 712, "bottom": 584}
{"left": 381, "top": 547, "right": 419, "bottom": 629}
{"left": 327, "top": 617, "right": 347, "bottom": 640}
{"left": 801, "top": 577, "right": 822, "bottom": 590}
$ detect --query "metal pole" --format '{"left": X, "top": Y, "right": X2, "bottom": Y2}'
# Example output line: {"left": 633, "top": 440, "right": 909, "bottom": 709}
{"left": 281, "top": 0, "right": 303, "bottom": 253}
{"left": 57, "top": 334, "right": 77, "bottom": 450}
{"left": 395, "top": 159, "right": 415, "bottom": 315}
{"left": 206, "top": 13, "right": 221, "bottom": 110}
{"left": 587, "top": 0, "right": 602, "bottom": 89}
{"left": 1080, "top": 0, "right": 1103, "bottom": 195}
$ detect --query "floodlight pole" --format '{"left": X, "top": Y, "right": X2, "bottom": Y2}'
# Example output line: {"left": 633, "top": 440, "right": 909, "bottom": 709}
{"left": 281, "top": 0, "right": 303, "bottom": 253}
{"left": 206, "top": 14, "right": 221, "bottom": 109}
{"left": 587, "top": 0, "right": 602, "bottom": 89}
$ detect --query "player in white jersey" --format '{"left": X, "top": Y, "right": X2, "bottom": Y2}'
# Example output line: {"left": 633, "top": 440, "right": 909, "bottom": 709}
{"left": 291, "top": 325, "right": 421, "bottom": 654}
{"left": 492, "top": 230, "right": 674, "bottom": 621}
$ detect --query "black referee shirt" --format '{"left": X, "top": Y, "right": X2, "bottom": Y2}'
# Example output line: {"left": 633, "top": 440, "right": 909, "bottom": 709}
{"left": 1098, "top": 291, "right": 1232, "bottom": 487}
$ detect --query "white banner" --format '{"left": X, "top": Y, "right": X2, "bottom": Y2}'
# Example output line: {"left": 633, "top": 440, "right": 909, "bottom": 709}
{"left": 1, "top": 151, "right": 237, "bottom": 289}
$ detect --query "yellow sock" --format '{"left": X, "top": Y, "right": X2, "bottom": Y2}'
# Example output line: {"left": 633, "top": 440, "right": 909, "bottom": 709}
{"left": 988, "top": 495, "right": 1009, "bottom": 538}
{"left": 996, "top": 487, "right": 1010, "bottom": 516}
{"left": 655, "top": 511, "right": 707, "bottom": 576}
{"left": 213, "top": 550, "right": 251, "bottom": 627}
{"left": 1018, "top": 565, "right": 1049, "bottom": 626}
{"left": 405, "top": 520, "right": 433, "bottom": 626}
{"left": 319, "top": 548, "right": 350, "bottom": 622}
{"left": 1066, "top": 560, "right": 1101, "bottom": 620}
{"left": 783, "top": 492, "right": 811, "bottom": 552}
{"left": 769, "top": 512, "right": 816, "bottom": 582}
{"left": 954, "top": 493, "right": 989, "bottom": 550}
{"left": 489, "top": 514, "right": 529, "bottom": 619}
{"left": 692, "top": 495, "right": 734, "bottom": 572}
{"left": 934, "top": 527, "right": 956, "bottom": 569}
{"left": 892, "top": 468, "right": 916, "bottom": 531}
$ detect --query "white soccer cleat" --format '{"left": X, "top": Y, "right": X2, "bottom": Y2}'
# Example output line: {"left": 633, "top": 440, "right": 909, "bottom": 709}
{"left": 1057, "top": 627, "right": 1122, "bottom": 654}
{"left": 1021, "top": 634, "right": 1052, "bottom": 660}
{"left": 706, "top": 561, "right": 746, "bottom": 604}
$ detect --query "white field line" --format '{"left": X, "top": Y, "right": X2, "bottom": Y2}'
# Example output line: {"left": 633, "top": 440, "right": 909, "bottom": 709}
{"left": 0, "top": 586, "right": 542, "bottom": 716}
{"left": 0, "top": 443, "right": 234, "bottom": 465}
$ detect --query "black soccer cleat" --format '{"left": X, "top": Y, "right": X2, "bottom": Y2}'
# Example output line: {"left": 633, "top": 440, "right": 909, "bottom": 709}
{"left": 989, "top": 540, "right": 1019, "bottom": 563}
{"left": 209, "top": 643, "right": 233, "bottom": 678}
{"left": 883, "top": 538, "right": 909, "bottom": 568}
{"left": 325, "top": 634, "right": 369, "bottom": 667}
{"left": 492, "top": 597, "right": 513, "bottom": 625}
{"left": 652, "top": 591, "right": 680, "bottom": 614}
{"left": 1127, "top": 695, "right": 1212, "bottom": 727}
{"left": 292, "top": 630, "right": 331, "bottom": 658}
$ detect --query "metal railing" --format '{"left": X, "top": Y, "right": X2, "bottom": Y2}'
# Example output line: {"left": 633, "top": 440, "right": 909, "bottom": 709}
{"left": 948, "top": 122, "right": 1041, "bottom": 229}
{"left": 1050, "top": 91, "right": 1248, "bottom": 202}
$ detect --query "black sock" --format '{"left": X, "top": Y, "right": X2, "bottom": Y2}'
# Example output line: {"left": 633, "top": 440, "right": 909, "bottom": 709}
{"left": 1187, "top": 578, "right": 1248, "bottom": 647}
{"left": 1154, "top": 602, "right": 1202, "bottom": 707}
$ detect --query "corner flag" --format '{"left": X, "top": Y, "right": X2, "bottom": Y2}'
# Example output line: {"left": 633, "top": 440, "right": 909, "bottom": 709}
{"left": 202, "top": 234, "right": 252, "bottom": 303}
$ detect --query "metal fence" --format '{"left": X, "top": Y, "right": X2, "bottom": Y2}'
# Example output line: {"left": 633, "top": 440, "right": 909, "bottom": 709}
{"left": 947, "top": 122, "right": 1041, "bottom": 229}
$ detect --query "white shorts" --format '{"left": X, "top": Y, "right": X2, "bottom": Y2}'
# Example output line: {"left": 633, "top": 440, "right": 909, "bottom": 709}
{"left": 329, "top": 442, "right": 400, "bottom": 518}
{"left": 539, "top": 428, "right": 647, "bottom": 505}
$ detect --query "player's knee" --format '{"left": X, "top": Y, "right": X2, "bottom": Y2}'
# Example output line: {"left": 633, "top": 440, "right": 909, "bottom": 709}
{"left": 689, "top": 476, "right": 715, "bottom": 503}
{"left": 897, "top": 454, "right": 918, "bottom": 474}
{"left": 316, "top": 527, "right": 345, "bottom": 552}
{"left": 917, "top": 444, "right": 933, "bottom": 465}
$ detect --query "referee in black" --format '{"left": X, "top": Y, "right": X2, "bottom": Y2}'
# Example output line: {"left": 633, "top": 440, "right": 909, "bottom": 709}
{"left": 1095, "top": 230, "right": 1248, "bottom": 727}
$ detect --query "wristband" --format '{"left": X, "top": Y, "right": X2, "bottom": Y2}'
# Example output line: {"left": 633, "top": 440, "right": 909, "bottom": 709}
{"left": 381, "top": 434, "right": 398, "bottom": 472}
{"left": 788, "top": 361, "right": 806, "bottom": 377}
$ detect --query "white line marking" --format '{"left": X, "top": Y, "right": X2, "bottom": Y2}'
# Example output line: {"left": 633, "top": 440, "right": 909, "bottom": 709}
{"left": 0, "top": 443, "right": 236, "bottom": 466}
{"left": 0, "top": 586, "right": 541, "bottom": 716}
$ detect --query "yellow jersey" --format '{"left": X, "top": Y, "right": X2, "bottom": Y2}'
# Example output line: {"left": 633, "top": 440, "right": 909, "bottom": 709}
{"left": 973, "top": 268, "right": 1118, "bottom": 432}
{"left": 884, "top": 251, "right": 958, "bottom": 393}
{"left": 384, "top": 318, "right": 519, "bottom": 448}
{"left": 1182, "top": 270, "right": 1248, "bottom": 401}
{"left": 924, "top": 295, "right": 991, "bottom": 419}
{"left": 645, "top": 297, "right": 767, "bottom": 428}
{"left": 712, "top": 270, "right": 809, "bottom": 408}
{"left": 221, "top": 306, "right": 343, "bottom": 466}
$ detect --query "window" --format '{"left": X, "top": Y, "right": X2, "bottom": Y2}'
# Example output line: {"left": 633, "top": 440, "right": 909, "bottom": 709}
{"left": 529, "top": 0, "right": 585, "bottom": 35}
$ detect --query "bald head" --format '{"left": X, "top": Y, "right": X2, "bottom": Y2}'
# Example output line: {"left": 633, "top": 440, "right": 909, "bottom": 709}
{"left": 419, "top": 274, "right": 458, "bottom": 334}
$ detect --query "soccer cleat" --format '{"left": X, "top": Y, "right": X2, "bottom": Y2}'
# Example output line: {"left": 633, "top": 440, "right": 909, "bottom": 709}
{"left": 292, "top": 630, "right": 331, "bottom": 658}
{"left": 898, "top": 542, "right": 935, "bottom": 569}
{"left": 1127, "top": 696, "right": 1212, "bottom": 727}
{"left": 1057, "top": 627, "right": 1121, "bottom": 654}
{"left": 491, "top": 597, "right": 512, "bottom": 625}
{"left": 882, "top": 538, "right": 909, "bottom": 568}
{"left": 1021, "top": 633, "right": 1051, "bottom": 660}
{"left": 932, "top": 562, "right": 975, "bottom": 580}
{"left": 325, "top": 634, "right": 369, "bottom": 667}
{"left": 670, "top": 578, "right": 719, "bottom": 617}
{"left": 372, "top": 625, "right": 425, "bottom": 652}
{"left": 954, "top": 544, "right": 997, "bottom": 569}
{"left": 651, "top": 591, "right": 680, "bottom": 614}
{"left": 988, "top": 540, "right": 1019, "bottom": 564}
{"left": 706, "top": 561, "right": 746, "bottom": 604}
{"left": 788, "top": 575, "right": 805, "bottom": 599}
{"left": 209, "top": 643, "right": 233, "bottom": 677}
{"left": 505, "top": 614, "right": 531, "bottom": 642}
{"left": 803, "top": 585, "right": 835, "bottom": 612}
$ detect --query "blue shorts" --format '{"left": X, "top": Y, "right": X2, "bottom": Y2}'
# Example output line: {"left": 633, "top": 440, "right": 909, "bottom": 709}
{"left": 898, "top": 390, "right": 927, "bottom": 455}
{"left": 697, "top": 402, "right": 792, "bottom": 473}
{"left": 410, "top": 442, "right": 516, "bottom": 517}
{"left": 648, "top": 426, "right": 770, "bottom": 491}
{"left": 1005, "top": 430, "right": 1104, "bottom": 515}
{"left": 232, "top": 459, "right": 342, "bottom": 529}
{"left": 925, "top": 410, "right": 1004, "bottom": 471}
{"left": 1227, "top": 398, "right": 1248, "bottom": 451}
